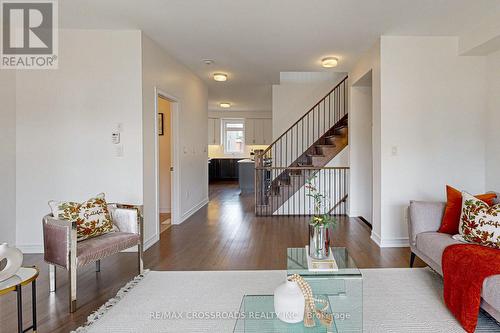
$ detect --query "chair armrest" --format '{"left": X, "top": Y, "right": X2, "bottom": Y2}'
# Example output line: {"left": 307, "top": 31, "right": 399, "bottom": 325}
{"left": 408, "top": 201, "right": 446, "bottom": 247}
{"left": 108, "top": 204, "right": 143, "bottom": 235}
{"left": 42, "top": 214, "right": 76, "bottom": 269}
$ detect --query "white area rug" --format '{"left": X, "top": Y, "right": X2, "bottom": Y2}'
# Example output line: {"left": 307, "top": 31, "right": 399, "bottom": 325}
{"left": 74, "top": 268, "right": 499, "bottom": 333}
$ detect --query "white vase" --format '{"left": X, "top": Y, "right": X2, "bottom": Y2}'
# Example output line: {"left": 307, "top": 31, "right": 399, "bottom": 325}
{"left": 273, "top": 280, "right": 305, "bottom": 323}
{"left": 0, "top": 243, "right": 23, "bottom": 282}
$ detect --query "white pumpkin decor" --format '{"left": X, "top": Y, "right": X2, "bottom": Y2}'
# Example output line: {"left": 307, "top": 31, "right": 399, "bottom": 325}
{"left": 0, "top": 243, "right": 23, "bottom": 282}
{"left": 273, "top": 280, "right": 305, "bottom": 323}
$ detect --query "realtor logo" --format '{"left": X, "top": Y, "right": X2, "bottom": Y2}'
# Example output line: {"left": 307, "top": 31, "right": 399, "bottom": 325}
{"left": 1, "top": 0, "right": 58, "bottom": 69}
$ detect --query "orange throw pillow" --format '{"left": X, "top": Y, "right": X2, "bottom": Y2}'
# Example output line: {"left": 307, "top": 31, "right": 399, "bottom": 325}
{"left": 438, "top": 186, "right": 497, "bottom": 235}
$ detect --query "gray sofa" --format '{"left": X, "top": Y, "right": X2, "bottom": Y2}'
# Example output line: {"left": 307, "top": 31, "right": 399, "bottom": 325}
{"left": 408, "top": 200, "right": 500, "bottom": 321}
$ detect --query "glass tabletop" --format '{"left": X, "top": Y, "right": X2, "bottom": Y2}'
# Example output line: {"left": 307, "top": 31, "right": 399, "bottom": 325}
{"left": 287, "top": 248, "right": 361, "bottom": 277}
{"left": 0, "top": 267, "right": 39, "bottom": 295}
{"left": 234, "top": 295, "right": 338, "bottom": 333}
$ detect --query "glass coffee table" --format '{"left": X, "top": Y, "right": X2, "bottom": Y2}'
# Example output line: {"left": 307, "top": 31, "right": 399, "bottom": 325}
{"left": 233, "top": 248, "right": 362, "bottom": 333}
{"left": 288, "top": 248, "right": 362, "bottom": 333}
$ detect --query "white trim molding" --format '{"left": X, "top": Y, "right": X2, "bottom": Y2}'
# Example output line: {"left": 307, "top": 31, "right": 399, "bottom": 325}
{"left": 179, "top": 197, "right": 209, "bottom": 224}
{"left": 143, "top": 234, "right": 160, "bottom": 251}
{"left": 371, "top": 231, "right": 409, "bottom": 248}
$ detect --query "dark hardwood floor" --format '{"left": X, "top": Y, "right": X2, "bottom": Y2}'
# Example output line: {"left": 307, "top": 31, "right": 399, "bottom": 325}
{"left": 0, "top": 181, "right": 424, "bottom": 332}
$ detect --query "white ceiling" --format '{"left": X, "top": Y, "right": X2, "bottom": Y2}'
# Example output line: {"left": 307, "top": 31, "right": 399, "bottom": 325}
{"left": 59, "top": 0, "right": 499, "bottom": 112}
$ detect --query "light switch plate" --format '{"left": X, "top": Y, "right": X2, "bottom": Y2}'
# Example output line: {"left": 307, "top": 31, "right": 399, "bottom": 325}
{"left": 115, "top": 144, "right": 124, "bottom": 157}
{"left": 391, "top": 146, "right": 398, "bottom": 156}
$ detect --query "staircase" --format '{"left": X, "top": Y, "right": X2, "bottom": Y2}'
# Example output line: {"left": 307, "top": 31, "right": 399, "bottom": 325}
{"left": 255, "top": 76, "right": 349, "bottom": 216}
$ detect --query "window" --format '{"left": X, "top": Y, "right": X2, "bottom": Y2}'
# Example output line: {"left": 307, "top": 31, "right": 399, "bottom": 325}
{"left": 222, "top": 119, "right": 245, "bottom": 154}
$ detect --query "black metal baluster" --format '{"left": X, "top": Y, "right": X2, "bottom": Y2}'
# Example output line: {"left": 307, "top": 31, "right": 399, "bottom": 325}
{"left": 323, "top": 99, "right": 326, "bottom": 134}
{"left": 312, "top": 106, "right": 315, "bottom": 146}
{"left": 328, "top": 92, "right": 331, "bottom": 129}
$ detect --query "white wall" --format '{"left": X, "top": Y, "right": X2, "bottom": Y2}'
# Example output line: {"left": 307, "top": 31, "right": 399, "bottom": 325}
{"left": 459, "top": 11, "right": 500, "bottom": 56}
{"left": 486, "top": 49, "right": 500, "bottom": 190}
{"left": 349, "top": 41, "right": 382, "bottom": 240}
{"left": 0, "top": 70, "right": 17, "bottom": 245}
{"left": 379, "top": 36, "right": 487, "bottom": 246}
{"left": 158, "top": 97, "right": 172, "bottom": 213}
{"left": 208, "top": 111, "right": 271, "bottom": 119}
{"left": 15, "top": 30, "right": 144, "bottom": 252}
{"left": 272, "top": 75, "right": 344, "bottom": 139}
{"left": 141, "top": 33, "right": 208, "bottom": 247}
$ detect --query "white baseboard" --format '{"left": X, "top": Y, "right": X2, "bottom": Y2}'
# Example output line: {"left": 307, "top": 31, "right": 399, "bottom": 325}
{"left": 178, "top": 197, "right": 209, "bottom": 224}
{"left": 143, "top": 234, "right": 160, "bottom": 251}
{"left": 371, "top": 231, "right": 409, "bottom": 248}
{"left": 159, "top": 208, "right": 171, "bottom": 214}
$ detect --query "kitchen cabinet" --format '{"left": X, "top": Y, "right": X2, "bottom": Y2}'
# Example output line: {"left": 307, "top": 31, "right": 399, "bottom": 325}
{"left": 263, "top": 120, "right": 273, "bottom": 145}
{"left": 208, "top": 159, "right": 219, "bottom": 181}
{"left": 245, "top": 118, "right": 272, "bottom": 145}
{"left": 245, "top": 119, "right": 255, "bottom": 144}
{"left": 209, "top": 158, "right": 241, "bottom": 181}
{"left": 208, "top": 118, "right": 221, "bottom": 145}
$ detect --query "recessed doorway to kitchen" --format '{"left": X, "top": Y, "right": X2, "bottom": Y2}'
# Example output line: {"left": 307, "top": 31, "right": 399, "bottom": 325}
{"left": 207, "top": 112, "right": 273, "bottom": 199}
{"left": 158, "top": 96, "right": 172, "bottom": 233}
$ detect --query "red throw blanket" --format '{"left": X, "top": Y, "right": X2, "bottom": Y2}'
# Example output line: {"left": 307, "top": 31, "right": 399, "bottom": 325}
{"left": 442, "top": 244, "right": 500, "bottom": 332}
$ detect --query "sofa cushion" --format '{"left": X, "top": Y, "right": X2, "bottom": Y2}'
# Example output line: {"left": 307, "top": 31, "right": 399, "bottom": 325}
{"left": 77, "top": 232, "right": 140, "bottom": 267}
{"left": 416, "top": 232, "right": 461, "bottom": 267}
{"left": 458, "top": 192, "right": 500, "bottom": 249}
{"left": 49, "top": 193, "right": 114, "bottom": 241}
{"left": 438, "top": 186, "right": 496, "bottom": 235}
{"left": 483, "top": 275, "right": 500, "bottom": 311}
{"left": 417, "top": 232, "right": 500, "bottom": 313}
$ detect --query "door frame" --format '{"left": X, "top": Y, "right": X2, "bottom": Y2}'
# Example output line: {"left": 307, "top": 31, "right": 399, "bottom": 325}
{"left": 154, "top": 88, "right": 181, "bottom": 235}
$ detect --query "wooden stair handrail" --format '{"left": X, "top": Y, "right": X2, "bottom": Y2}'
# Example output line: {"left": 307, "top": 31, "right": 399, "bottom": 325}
{"left": 255, "top": 166, "right": 350, "bottom": 170}
{"left": 329, "top": 194, "right": 348, "bottom": 214}
{"left": 259, "top": 75, "right": 348, "bottom": 157}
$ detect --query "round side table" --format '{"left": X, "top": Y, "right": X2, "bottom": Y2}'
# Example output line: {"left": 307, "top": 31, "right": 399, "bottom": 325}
{"left": 0, "top": 267, "right": 39, "bottom": 333}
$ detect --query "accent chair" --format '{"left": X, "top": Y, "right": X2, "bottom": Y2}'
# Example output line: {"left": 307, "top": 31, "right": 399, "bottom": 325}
{"left": 42, "top": 204, "right": 143, "bottom": 312}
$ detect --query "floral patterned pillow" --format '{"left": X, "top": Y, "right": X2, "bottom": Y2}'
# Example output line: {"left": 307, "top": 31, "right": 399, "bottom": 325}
{"left": 458, "top": 192, "right": 500, "bottom": 249}
{"left": 49, "top": 193, "right": 114, "bottom": 241}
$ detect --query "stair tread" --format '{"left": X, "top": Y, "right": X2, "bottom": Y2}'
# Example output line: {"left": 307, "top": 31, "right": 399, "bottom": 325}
{"left": 326, "top": 131, "right": 343, "bottom": 136}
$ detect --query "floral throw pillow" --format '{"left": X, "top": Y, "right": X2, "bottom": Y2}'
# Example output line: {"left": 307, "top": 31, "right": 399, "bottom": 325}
{"left": 458, "top": 192, "right": 500, "bottom": 249}
{"left": 49, "top": 193, "right": 114, "bottom": 241}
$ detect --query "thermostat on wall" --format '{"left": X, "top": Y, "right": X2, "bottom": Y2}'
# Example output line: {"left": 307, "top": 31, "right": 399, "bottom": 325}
{"left": 111, "top": 132, "right": 120, "bottom": 144}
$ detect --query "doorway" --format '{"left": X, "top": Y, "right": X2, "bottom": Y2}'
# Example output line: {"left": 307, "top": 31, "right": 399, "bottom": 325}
{"left": 154, "top": 89, "right": 180, "bottom": 238}
{"left": 158, "top": 96, "right": 172, "bottom": 233}
{"left": 350, "top": 70, "right": 373, "bottom": 226}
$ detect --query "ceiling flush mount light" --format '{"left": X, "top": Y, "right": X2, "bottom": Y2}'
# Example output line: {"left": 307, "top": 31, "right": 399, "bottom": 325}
{"left": 219, "top": 102, "right": 231, "bottom": 108}
{"left": 321, "top": 57, "right": 338, "bottom": 68}
{"left": 213, "top": 73, "right": 228, "bottom": 82}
